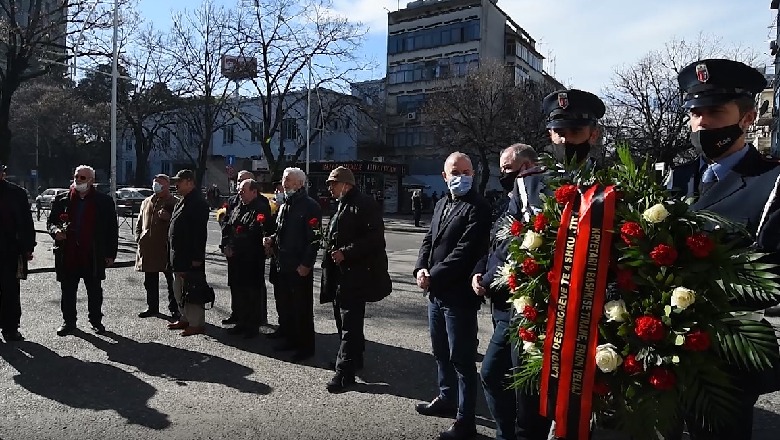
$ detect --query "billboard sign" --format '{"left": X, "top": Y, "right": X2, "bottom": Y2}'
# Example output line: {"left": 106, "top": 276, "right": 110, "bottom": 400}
{"left": 221, "top": 55, "right": 258, "bottom": 80}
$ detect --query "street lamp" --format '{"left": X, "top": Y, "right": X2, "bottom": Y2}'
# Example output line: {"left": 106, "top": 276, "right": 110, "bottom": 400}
{"left": 110, "top": 0, "right": 119, "bottom": 201}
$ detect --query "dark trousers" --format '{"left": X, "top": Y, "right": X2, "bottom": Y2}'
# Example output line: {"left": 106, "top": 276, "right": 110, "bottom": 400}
{"left": 511, "top": 336, "right": 553, "bottom": 440}
{"left": 143, "top": 271, "right": 176, "bottom": 314}
{"left": 60, "top": 274, "right": 104, "bottom": 325}
{"left": 428, "top": 297, "right": 479, "bottom": 424}
{"left": 276, "top": 272, "right": 314, "bottom": 353}
{"left": 0, "top": 269, "right": 22, "bottom": 332}
{"left": 333, "top": 296, "right": 366, "bottom": 376}
{"left": 413, "top": 209, "right": 422, "bottom": 227}
{"left": 232, "top": 285, "right": 267, "bottom": 330}
{"left": 482, "top": 309, "right": 517, "bottom": 440}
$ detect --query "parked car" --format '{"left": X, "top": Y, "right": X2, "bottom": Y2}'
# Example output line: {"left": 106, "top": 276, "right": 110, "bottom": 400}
{"left": 115, "top": 187, "right": 154, "bottom": 216}
{"left": 35, "top": 188, "right": 69, "bottom": 209}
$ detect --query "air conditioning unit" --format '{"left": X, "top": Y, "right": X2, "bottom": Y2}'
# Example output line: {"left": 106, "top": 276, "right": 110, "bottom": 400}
{"left": 372, "top": 156, "right": 385, "bottom": 162}
{"left": 406, "top": 112, "right": 417, "bottom": 120}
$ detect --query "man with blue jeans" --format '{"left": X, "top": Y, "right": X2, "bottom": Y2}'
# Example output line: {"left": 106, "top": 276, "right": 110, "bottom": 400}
{"left": 414, "top": 152, "right": 492, "bottom": 440}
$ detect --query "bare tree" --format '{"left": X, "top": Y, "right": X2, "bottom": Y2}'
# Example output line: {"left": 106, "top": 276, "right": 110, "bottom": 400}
{"left": 602, "top": 34, "right": 762, "bottom": 165}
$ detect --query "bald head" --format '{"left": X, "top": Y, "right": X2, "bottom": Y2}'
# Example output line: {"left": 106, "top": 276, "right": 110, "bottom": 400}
{"left": 441, "top": 151, "right": 474, "bottom": 194}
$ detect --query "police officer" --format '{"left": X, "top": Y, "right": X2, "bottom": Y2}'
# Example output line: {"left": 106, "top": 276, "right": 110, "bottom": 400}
{"left": 665, "top": 59, "right": 780, "bottom": 440}
{"left": 0, "top": 162, "right": 36, "bottom": 341}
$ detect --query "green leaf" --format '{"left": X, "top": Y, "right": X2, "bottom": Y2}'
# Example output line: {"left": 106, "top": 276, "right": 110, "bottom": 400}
{"left": 712, "top": 318, "right": 780, "bottom": 370}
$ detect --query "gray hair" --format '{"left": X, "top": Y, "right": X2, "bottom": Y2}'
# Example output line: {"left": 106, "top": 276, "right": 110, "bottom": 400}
{"left": 237, "top": 170, "right": 255, "bottom": 181}
{"left": 239, "top": 179, "right": 260, "bottom": 192}
{"left": 282, "top": 167, "right": 307, "bottom": 185}
{"left": 75, "top": 165, "right": 96, "bottom": 179}
{"left": 501, "top": 143, "right": 538, "bottom": 163}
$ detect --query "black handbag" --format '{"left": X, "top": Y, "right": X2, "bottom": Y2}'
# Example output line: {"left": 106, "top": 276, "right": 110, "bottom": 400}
{"left": 183, "top": 271, "right": 215, "bottom": 309}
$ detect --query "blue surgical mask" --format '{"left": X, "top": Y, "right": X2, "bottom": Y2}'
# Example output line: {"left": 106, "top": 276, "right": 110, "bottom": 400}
{"left": 152, "top": 182, "right": 163, "bottom": 193}
{"left": 274, "top": 193, "right": 285, "bottom": 203}
{"left": 448, "top": 175, "right": 473, "bottom": 197}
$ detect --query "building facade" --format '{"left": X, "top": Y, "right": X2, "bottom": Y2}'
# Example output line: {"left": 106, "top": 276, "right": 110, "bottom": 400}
{"left": 771, "top": 0, "right": 780, "bottom": 156}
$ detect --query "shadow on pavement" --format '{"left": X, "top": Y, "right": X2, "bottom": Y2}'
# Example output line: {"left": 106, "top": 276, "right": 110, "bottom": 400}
{"left": 0, "top": 340, "right": 170, "bottom": 429}
{"left": 76, "top": 331, "right": 272, "bottom": 396}
{"left": 754, "top": 406, "right": 780, "bottom": 440}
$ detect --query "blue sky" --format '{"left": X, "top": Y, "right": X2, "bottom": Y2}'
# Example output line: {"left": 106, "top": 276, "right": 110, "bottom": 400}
{"left": 138, "top": 0, "right": 776, "bottom": 93}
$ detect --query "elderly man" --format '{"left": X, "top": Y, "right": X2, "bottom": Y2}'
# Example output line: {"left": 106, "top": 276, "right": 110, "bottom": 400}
{"left": 0, "top": 162, "right": 36, "bottom": 341}
{"left": 220, "top": 169, "right": 256, "bottom": 325}
{"left": 414, "top": 152, "right": 492, "bottom": 440}
{"left": 47, "top": 165, "right": 118, "bottom": 336}
{"left": 167, "top": 169, "right": 210, "bottom": 336}
{"left": 136, "top": 174, "right": 178, "bottom": 320}
{"left": 263, "top": 167, "right": 321, "bottom": 362}
{"left": 320, "top": 166, "right": 392, "bottom": 393}
{"left": 221, "top": 179, "right": 272, "bottom": 338}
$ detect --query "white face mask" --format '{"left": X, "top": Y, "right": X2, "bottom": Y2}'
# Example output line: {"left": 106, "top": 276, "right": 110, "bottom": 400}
{"left": 152, "top": 182, "right": 163, "bottom": 193}
{"left": 75, "top": 182, "right": 89, "bottom": 193}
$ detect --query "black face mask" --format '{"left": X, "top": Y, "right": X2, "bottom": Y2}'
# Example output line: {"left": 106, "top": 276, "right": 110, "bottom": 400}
{"left": 564, "top": 141, "right": 591, "bottom": 164}
{"left": 499, "top": 170, "right": 520, "bottom": 192}
{"left": 690, "top": 124, "right": 743, "bottom": 160}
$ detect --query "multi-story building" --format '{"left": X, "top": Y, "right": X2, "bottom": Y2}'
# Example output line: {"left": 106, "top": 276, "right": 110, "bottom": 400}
{"left": 771, "top": 0, "right": 780, "bottom": 156}
{"left": 383, "top": 0, "right": 560, "bottom": 195}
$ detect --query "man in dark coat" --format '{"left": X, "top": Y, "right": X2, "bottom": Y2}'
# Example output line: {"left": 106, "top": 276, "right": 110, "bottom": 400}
{"left": 263, "top": 167, "right": 321, "bottom": 362}
{"left": 47, "top": 165, "right": 118, "bottom": 336}
{"left": 664, "top": 59, "right": 780, "bottom": 440}
{"left": 167, "top": 169, "right": 210, "bottom": 337}
{"left": 414, "top": 152, "right": 492, "bottom": 440}
{"left": 221, "top": 179, "right": 272, "bottom": 338}
{"left": 220, "top": 169, "right": 255, "bottom": 324}
{"left": 0, "top": 163, "right": 36, "bottom": 341}
{"left": 320, "top": 166, "right": 392, "bottom": 393}
{"left": 412, "top": 190, "right": 423, "bottom": 227}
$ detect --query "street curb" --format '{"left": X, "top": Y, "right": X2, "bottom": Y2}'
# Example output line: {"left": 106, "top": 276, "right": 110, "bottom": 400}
{"left": 385, "top": 226, "right": 427, "bottom": 234}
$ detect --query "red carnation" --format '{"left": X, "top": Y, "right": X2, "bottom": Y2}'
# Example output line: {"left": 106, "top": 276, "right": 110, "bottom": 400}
{"left": 686, "top": 233, "right": 715, "bottom": 258}
{"left": 622, "top": 354, "right": 644, "bottom": 375}
{"left": 533, "top": 214, "right": 548, "bottom": 232}
{"left": 510, "top": 220, "right": 523, "bottom": 237}
{"left": 222, "top": 203, "right": 228, "bottom": 209}
{"left": 554, "top": 185, "right": 578, "bottom": 205}
{"left": 522, "top": 305, "right": 539, "bottom": 321}
{"left": 518, "top": 328, "right": 537, "bottom": 342}
{"left": 648, "top": 367, "right": 676, "bottom": 390}
{"left": 634, "top": 315, "right": 666, "bottom": 343}
{"left": 593, "top": 379, "right": 610, "bottom": 396}
{"left": 650, "top": 244, "right": 678, "bottom": 266}
{"left": 235, "top": 225, "right": 245, "bottom": 234}
{"left": 256, "top": 213, "right": 266, "bottom": 223}
{"left": 521, "top": 258, "right": 541, "bottom": 276}
{"left": 547, "top": 270, "right": 557, "bottom": 284}
{"left": 615, "top": 268, "right": 637, "bottom": 292}
{"left": 308, "top": 217, "right": 319, "bottom": 228}
{"left": 59, "top": 213, "right": 69, "bottom": 223}
{"left": 620, "top": 221, "right": 645, "bottom": 246}
{"left": 508, "top": 273, "right": 518, "bottom": 291}
{"left": 683, "top": 329, "right": 711, "bottom": 352}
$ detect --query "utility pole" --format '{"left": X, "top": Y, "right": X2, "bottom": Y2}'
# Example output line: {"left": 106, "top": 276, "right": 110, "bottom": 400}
{"left": 110, "top": 0, "right": 119, "bottom": 200}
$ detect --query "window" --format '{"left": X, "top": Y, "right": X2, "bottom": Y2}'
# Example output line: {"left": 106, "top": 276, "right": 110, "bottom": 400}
{"left": 124, "top": 138, "right": 133, "bottom": 151}
{"left": 223, "top": 125, "right": 234, "bottom": 144}
{"left": 125, "top": 161, "right": 134, "bottom": 182}
{"left": 250, "top": 121, "right": 262, "bottom": 142}
{"left": 281, "top": 118, "right": 298, "bottom": 140}
{"left": 387, "top": 20, "right": 480, "bottom": 55}
{"left": 160, "top": 161, "right": 171, "bottom": 175}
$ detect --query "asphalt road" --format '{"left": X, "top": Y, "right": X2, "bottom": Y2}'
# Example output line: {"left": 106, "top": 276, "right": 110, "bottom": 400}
{"left": 1, "top": 221, "right": 778, "bottom": 440}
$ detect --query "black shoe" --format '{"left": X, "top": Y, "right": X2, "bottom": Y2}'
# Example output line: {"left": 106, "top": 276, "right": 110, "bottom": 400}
{"left": 439, "top": 420, "right": 477, "bottom": 440}
{"left": 328, "top": 358, "right": 364, "bottom": 371}
{"left": 266, "top": 329, "right": 286, "bottom": 340}
{"left": 291, "top": 350, "right": 314, "bottom": 363}
{"left": 766, "top": 306, "right": 780, "bottom": 317}
{"left": 326, "top": 373, "right": 356, "bottom": 393}
{"left": 91, "top": 322, "right": 106, "bottom": 334}
{"left": 415, "top": 397, "right": 457, "bottom": 418}
{"left": 221, "top": 315, "right": 238, "bottom": 325}
{"left": 2, "top": 330, "right": 24, "bottom": 341}
{"left": 56, "top": 323, "right": 76, "bottom": 337}
{"left": 138, "top": 309, "right": 158, "bottom": 318}
{"left": 169, "top": 312, "right": 181, "bottom": 322}
{"left": 273, "top": 342, "right": 297, "bottom": 352}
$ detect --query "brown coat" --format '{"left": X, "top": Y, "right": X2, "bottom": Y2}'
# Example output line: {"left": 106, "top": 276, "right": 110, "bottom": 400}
{"left": 135, "top": 192, "right": 178, "bottom": 272}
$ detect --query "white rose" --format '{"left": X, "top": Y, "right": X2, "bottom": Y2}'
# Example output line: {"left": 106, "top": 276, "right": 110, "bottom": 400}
{"left": 671, "top": 287, "right": 696, "bottom": 310}
{"left": 521, "top": 231, "right": 544, "bottom": 250}
{"left": 604, "top": 300, "right": 628, "bottom": 322}
{"left": 523, "top": 341, "right": 540, "bottom": 355}
{"left": 512, "top": 296, "right": 534, "bottom": 313}
{"left": 595, "top": 343, "right": 623, "bottom": 373}
{"left": 642, "top": 203, "right": 670, "bottom": 223}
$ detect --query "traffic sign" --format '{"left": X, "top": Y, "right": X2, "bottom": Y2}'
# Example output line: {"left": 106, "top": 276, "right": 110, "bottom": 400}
{"left": 225, "top": 155, "right": 235, "bottom": 166}
{"left": 30, "top": 169, "right": 37, "bottom": 178}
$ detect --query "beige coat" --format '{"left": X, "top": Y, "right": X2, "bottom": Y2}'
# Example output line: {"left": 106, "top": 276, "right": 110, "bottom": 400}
{"left": 135, "top": 192, "right": 178, "bottom": 272}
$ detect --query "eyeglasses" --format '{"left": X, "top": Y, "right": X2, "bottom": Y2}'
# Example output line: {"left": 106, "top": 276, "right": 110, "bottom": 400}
{"left": 74, "top": 175, "right": 89, "bottom": 181}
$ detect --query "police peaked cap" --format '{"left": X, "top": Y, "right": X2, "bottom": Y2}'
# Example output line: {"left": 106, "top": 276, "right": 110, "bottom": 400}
{"left": 677, "top": 59, "right": 767, "bottom": 109}
{"left": 542, "top": 89, "right": 606, "bottom": 128}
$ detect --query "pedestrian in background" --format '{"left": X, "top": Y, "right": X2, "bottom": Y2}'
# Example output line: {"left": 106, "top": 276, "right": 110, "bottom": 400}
{"left": 135, "top": 174, "right": 178, "bottom": 320}
{"left": 0, "top": 162, "right": 36, "bottom": 341}
{"left": 48, "top": 165, "right": 118, "bottom": 336}
{"left": 220, "top": 169, "right": 255, "bottom": 325}
{"left": 411, "top": 189, "right": 422, "bottom": 227}
{"left": 167, "top": 169, "right": 210, "bottom": 337}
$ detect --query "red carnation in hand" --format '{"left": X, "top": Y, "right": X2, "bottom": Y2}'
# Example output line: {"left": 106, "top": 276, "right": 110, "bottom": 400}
{"left": 308, "top": 217, "right": 319, "bottom": 228}
{"left": 648, "top": 368, "right": 676, "bottom": 390}
{"left": 615, "top": 268, "right": 637, "bottom": 292}
{"left": 650, "top": 244, "right": 678, "bottom": 266}
{"left": 533, "top": 214, "right": 548, "bottom": 232}
{"left": 686, "top": 233, "right": 715, "bottom": 258}
{"left": 235, "top": 225, "right": 245, "bottom": 234}
{"left": 622, "top": 354, "right": 644, "bottom": 375}
{"left": 518, "top": 328, "right": 537, "bottom": 342}
{"left": 521, "top": 258, "right": 541, "bottom": 276}
{"left": 683, "top": 329, "right": 711, "bottom": 352}
{"left": 59, "top": 213, "right": 69, "bottom": 223}
{"left": 522, "top": 305, "right": 539, "bottom": 321}
{"left": 593, "top": 379, "right": 610, "bottom": 396}
{"left": 222, "top": 202, "right": 229, "bottom": 209}
{"left": 508, "top": 273, "right": 518, "bottom": 291}
{"left": 510, "top": 220, "right": 523, "bottom": 237}
{"left": 547, "top": 270, "right": 557, "bottom": 284}
{"left": 634, "top": 315, "right": 666, "bottom": 343}
{"left": 554, "top": 184, "right": 578, "bottom": 205}
{"left": 256, "top": 213, "right": 266, "bottom": 223}
{"left": 620, "top": 221, "right": 645, "bottom": 246}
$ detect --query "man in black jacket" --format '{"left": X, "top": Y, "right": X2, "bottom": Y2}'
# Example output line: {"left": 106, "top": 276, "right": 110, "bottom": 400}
{"left": 167, "top": 169, "right": 210, "bottom": 337}
{"left": 221, "top": 179, "right": 272, "bottom": 338}
{"left": 0, "top": 163, "right": 36, "bottom": 341}
{"left": 320, "top": 166, "right": 392, "bottom": 393}
{"left": 414, "top": 152, "right": 492, "bottom": 440}
{"left": 263, "top": 167, "right": 321, "bottom": 362}
{"left": 47, "top": 165, "right": 118, "bottom": 336}
{"left": 220, "top": 169, "right": 255, "bottom": 324}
